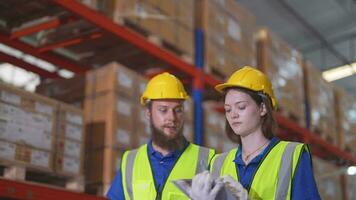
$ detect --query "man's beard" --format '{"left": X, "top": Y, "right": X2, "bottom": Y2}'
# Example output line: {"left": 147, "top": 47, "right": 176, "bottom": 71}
{"left": 150, "top": 120, "right": 185, "bottom": 152}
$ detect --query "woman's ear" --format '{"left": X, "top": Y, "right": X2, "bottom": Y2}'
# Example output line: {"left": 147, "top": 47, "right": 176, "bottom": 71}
{"left": 260, "top": 103, "right": 267, "bottom": 117}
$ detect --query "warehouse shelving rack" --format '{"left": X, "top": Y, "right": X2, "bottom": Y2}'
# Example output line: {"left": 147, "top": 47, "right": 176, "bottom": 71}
{"left": 0, "top": 0, "right": 355, "bottom": 199}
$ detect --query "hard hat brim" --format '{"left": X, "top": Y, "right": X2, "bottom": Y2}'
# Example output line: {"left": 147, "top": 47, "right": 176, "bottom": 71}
{"left": 140, "top": 96, "right": 189, "bottom": 105}
{"left": 215, "top": 83, "right": 244, "bottom": 93}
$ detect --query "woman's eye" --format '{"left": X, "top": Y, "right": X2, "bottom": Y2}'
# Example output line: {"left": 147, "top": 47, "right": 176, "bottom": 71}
{"left": 225, "top": 109, "right": 231, "bottom": 113}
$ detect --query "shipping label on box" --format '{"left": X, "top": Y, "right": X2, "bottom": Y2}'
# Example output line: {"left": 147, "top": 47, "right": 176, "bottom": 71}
{"left": 62, "top": 156, "right": 80, "bottom": 174}
{"left": 66, "top": 112, "right": 83, "bottom": 125}
{"left": 63, "top": 139, "right": 82, "bottom": 157}
{"left": 64, "top": 123, "right": 83, "bottom": 141}
{"left": 227, "top": 18, "right": 241, "bottom": 42}
{"left": 116, "top": 99, "right": 132, "bottom": 116}
{"left": 117, "top": 72, "right": 133, "bottom": 89}
{"left": 31, "top": 149, "right": 51, "bottom": 168}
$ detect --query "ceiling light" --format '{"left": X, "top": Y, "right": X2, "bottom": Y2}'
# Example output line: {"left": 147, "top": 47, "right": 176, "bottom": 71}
{"left": 322, "top": 63, "right": 356, "bottom": 82}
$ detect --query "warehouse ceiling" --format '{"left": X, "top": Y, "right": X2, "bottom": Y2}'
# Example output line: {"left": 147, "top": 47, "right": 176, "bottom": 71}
{"left": 237, "top": 0, "right": 356, "bottom": 95}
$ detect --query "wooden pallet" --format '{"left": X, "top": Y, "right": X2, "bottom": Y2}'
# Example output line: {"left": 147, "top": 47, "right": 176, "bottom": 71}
{"left": 0, "top": 161, "right": 84, "bottom": 192}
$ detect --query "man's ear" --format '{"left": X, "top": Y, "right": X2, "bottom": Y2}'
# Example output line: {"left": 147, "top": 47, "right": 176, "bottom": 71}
{"left": 260, "top": 103, "right": 267, "bottom": 117}
{"left": 145, "top": 107, "right": 151, "bottom": 120}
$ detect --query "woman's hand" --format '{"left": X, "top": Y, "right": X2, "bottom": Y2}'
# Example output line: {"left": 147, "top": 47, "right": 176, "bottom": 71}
{"left": 188, "top": 171, "right": 224, "bottom": 200}
{"left": 222, "top": 175, "right": 249, "bottom": 200}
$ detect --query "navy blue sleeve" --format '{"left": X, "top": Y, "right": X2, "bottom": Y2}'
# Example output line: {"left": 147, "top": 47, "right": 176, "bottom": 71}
{"left": 291, "top": 147, "right": 321, "bottom": 200}
{"left": 106, "top": 169, "right": 125, "bottom": 200}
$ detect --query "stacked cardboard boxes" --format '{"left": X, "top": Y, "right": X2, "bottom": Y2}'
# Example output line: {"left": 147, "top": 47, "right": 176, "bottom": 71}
{"left": 0, "top": 83, "right": 56, "bottom": 171}
{"left": 84, "top": 62, "right": 140, "bottom": 194}
{"left": 0, "top": 83, "right": 85, "bottom": 178}
{"left": 334, "top": 88, "right": 356, "bottom": 155}
{"left": 198, "top": 0, "right": 256, "bottom": 78}
{"left": 257, "top": 28, "right": 305, "bottom": 127}
{"left": 303, "top": 61, "right": 337, "bottom": 144}
{"left": 55, "top": 103, "right": 84, "bottom": 176}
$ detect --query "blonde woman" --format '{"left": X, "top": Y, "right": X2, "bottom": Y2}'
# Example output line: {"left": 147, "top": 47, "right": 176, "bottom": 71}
{"left": 190, "top": 66, "right": 320, "bottom": 200}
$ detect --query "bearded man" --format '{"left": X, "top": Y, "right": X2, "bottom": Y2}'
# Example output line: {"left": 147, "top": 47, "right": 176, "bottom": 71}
{"left": 107, "top": 72, "right": 215, "bottom": 200}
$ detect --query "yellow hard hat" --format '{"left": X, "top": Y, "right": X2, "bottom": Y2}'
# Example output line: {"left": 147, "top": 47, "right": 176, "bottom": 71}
{"left": 141, "top": 72, "right": 189, "bottom": 105}
{"left": 215, "top": 66, "right": 276, "bottom": 109}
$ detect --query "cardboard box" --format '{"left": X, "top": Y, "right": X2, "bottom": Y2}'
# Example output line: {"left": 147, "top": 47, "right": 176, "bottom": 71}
{"left": 85, "top": 62, "right": 137, "bottom": 99}
{"left": 0, "top": 83, "right": 57, "bottom": 116}
{"left": 0, "top": 84, "right": 57, "bottom": 151}
{"left": 84, "top": 92, "right": 136, "bottom": 149}
{"left": 199, "top": 0, "right": 256, "bottom": 78}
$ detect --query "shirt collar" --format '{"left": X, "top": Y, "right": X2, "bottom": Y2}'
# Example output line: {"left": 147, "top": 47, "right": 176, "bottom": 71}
{"left": 147, "top": 138, "right": 189, "bottom": 158}
{"left": 234, "top": 137, "right": 279, "bottom": 165}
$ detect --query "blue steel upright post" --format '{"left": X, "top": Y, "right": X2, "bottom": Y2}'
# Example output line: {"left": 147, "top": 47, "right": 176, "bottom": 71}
{"left": 193, "top": 29, "right": 204, "bottom": 145}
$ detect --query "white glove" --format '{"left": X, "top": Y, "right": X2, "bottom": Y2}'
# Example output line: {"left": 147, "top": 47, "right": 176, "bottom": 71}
{"left": 222, "top": 175, "right": 249, "bottom": 200}
{"left": 188, "top": 171, "right": 224, "bottom": 200}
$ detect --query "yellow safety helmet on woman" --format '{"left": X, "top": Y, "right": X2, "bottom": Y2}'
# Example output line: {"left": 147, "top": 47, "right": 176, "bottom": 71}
{"left": 141, "top": 72, "right": 189, "bottom": 105}
{"left": 215, "top": 66, "right": 276, "bottom": 109}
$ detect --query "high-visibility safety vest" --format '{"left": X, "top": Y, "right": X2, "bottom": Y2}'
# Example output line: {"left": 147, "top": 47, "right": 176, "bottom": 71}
{"left": 211, "top": 141, "right": 307, "bottom": 200}
{"left": 121, "top": 143, "right": 215, "bottom": 200}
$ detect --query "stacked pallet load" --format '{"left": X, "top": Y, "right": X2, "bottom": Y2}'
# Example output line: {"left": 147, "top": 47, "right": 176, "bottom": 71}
{"left": 334, "top": 88, "right": 356, "bottom": 155}
{"left": 303, "top": 61, "right": 337, "bottom": 144}
{"left": 197, "top": 0, "right": 256, "bottom": 79}
{"left": 0, "top": 83, "right": 85, "bottom": 191}
{"left": 84, "top": 62, "right": 139, "bottom": 195}
{"left": 257, "top": 28, "right": 305, "bottom": 127}
{"left": 81, "top": 0, "right": 195, "bottom": 62}
{"left": 55, "top": 103, "right": 85, "bottom": 177}
{"left": 0, "top": 83, "right": 57, "bottom": 172}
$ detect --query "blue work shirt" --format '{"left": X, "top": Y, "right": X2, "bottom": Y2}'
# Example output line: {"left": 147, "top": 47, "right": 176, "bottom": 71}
{"left": 234, "top": 137, "right": 321, "bottom": 200}
{"left": 107, "top": 140, "right": 188, "bottom": 200}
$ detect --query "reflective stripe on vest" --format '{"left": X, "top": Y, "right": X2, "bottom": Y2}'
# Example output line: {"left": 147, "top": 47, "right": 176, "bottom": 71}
{"left": 210, "top": 141, "right": 304, "bottom": 200}
{"left": 122, "top": 143, "right": 214, "bottom": 200}
{"left": 211, "top": 152, "right": 229, "bottom": 179}
{"left": 275, "top": 142, "right": 299, "bottom": 200}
